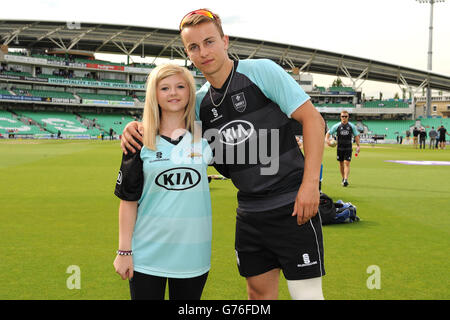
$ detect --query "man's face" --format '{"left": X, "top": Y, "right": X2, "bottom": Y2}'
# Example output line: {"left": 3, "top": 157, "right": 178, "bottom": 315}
{"left": 181, "top": 22, "right": 229, "bottom": 78}
{"left": 340, "top": 113, "right": 349, "bottom": 124}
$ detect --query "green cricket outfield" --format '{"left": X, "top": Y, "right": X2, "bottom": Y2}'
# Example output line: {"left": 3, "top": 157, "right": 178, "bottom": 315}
{"left": 0, "top": 139, "right": 448, "bottom": 300}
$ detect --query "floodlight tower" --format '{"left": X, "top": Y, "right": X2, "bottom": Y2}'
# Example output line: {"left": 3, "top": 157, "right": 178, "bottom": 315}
{"left": 416, "top": 0, "right": 446, "bottom": 118}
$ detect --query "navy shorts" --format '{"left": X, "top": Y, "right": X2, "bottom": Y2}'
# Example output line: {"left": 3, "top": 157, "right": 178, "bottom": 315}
{"left": 337, "top": 149, "right": 352, "bottom": 161}
{"left": 235, "top": 202, "right": 325, "bottom": 281}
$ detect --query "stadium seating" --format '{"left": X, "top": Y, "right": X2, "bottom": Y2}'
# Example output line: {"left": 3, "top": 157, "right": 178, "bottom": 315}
{"left": 325, "top": 119, "right": 450, "bottom": 141}
{"left": 13, "top": 89, "right": 75, "bottom": 99}
{"left": 362, "top": 120, "right": 415, "bottom": 140}
{"left": 16, "top": 110, "right": 100, "bottom": 136}
{"left": 74, "top": 58, "right": 126, "bottom": 67}
{"left": 79, "top": 113, "right": 135, "bottom": 136}
{"left": 30, "top": 90, "right": 75, "bottom": 99}
{"left": 31, "top": 54, "right": 66, "bottom": 62}
{"left": 0, "top": 110, "right": 43, "bottom": 135}
{"left": 418, "top": 117, "right": 450, "bottom": 129}
{"left": 328, "top": 86, "right": 354, "bottom": 92}
{"left": 37, "top": 74, "right": 65, "bottom": 80}
{"left": 325, "top": 120, "right": 340, "bottom": 131}
{"left": 363, "top": 100, "right": 409, "bottom": 108}
{"left": 99, "top": 79, "right": 126, "bottom": 84}
{"left": 1, "top": 71, "right": 33, "bottom": 77}
{"left": 77, "top": 93, "right": 134, "bottom": 102}
{"left": 1, "top": 52, "right": 444, "bottom": 144}
{"left": 316, "top": 103, "right": 355, "bottom": 108}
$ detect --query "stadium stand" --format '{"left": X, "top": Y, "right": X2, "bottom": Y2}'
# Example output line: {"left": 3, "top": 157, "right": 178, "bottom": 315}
{"left": 417, "top": 117, "right": 450, "bottom": 129}
{"left": 37, "top": 73, "right": 65, "bottom": 80}
{"left": 2, "top": 71, "right": 33, "bottom": 77}
{"left": 316, "top": 103, "right": 355, "bottom": 108}
{"left": 363, "top": 100, "right": 409, "bottom": 108}
{"left": 362, "top": 120, "right": 415, "bottom": 140}
{"left": 13, "top": 89, "right": 76, "bottom": 100}
{"left": 31, "top": 54, "right": 66, "bottom": 62}
{"left": 325, "top": 120, "right": 340, "bottom": 131}
{"left": 74, "top": 58, "right": 127, "bottom": 67}
{"left": 0, "top": 39, "right": 445, "bottom": 143}
{"left": 328, "top": 86, "right": 355, "bottom": 92}
{"left": 77, "top": 93, "right": 134, "bottom": 102}
{"left": 0, "top": 110, "right": 42, "bottom": 135}
{"left": 79, "top": 113, "right": 136, "bottom": 137}
{"left": 15, "top": 110, "right": 101, "bottom": 136}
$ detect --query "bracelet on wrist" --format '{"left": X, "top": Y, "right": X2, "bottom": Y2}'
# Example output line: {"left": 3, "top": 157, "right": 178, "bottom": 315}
{"left": 117, "top": 250, "right": 133, "bottom": 256}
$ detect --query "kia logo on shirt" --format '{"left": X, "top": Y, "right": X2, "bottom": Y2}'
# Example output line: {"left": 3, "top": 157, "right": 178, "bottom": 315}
{"left": 219, "top": 120, "right": 254, "bottom": 145}
{"left": 155, "top": 167, "right": 201, "bottom": 191}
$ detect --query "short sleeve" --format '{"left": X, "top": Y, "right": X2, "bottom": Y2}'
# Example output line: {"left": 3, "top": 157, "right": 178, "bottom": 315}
{"left": 350, "top": 123, "right": 360, "bottom": 136}
{"left": 237, "top": 59, "right": 310, "bottom": 118}
{"left": 328, "top": 123, "right": 339, "bottom": 135}
{"left": 114, "top": 149, "right": 144, "bottom": 201}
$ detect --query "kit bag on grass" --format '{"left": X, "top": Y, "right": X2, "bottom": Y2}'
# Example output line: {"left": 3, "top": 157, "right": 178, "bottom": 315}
{"left": 319, "top": 193, "right": 360, "bottom": 225}
{"left": 318, "top": 193, "right": 337, "bottom": 224}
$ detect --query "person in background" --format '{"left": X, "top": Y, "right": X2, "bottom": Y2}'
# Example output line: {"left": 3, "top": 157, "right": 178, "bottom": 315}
{"left": 405, "top": 129, "right": 411, "bottom": 144}
{"left": 325, "top": 110, "right": 360, "bottom": 187}
{"left": 428, "top": 126, "right": 437, "bottom": 150}
{"left": 437, "top": 125, "right": 449, "bottom": 150}
{"left": 412, "top": 127, "right": 420, "bottom": 149}
{"left": 419, "top": 127, "right": 427, "bottom": 150}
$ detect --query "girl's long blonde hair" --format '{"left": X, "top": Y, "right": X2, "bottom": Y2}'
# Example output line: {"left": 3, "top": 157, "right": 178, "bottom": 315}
{"left": 142, "top": 64, "right": 198, "bottom": 150}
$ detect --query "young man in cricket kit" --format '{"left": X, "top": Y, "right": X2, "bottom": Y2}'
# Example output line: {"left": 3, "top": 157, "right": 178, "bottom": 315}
{"left": 121, "top": 9, "right": 326, "bottom": 300}
{"left": 437, "top": 125, "right": 449, "bottom": 150}
{"left": 325, "top": 111, "right": 360, "bottom": 187}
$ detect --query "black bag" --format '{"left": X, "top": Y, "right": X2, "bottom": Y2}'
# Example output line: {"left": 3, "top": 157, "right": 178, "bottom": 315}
{"left": 318, "top": 193, "right": 337, "bottom": 225}
{"left": 319, "top": 192, "right": 360, "bottom": 225}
